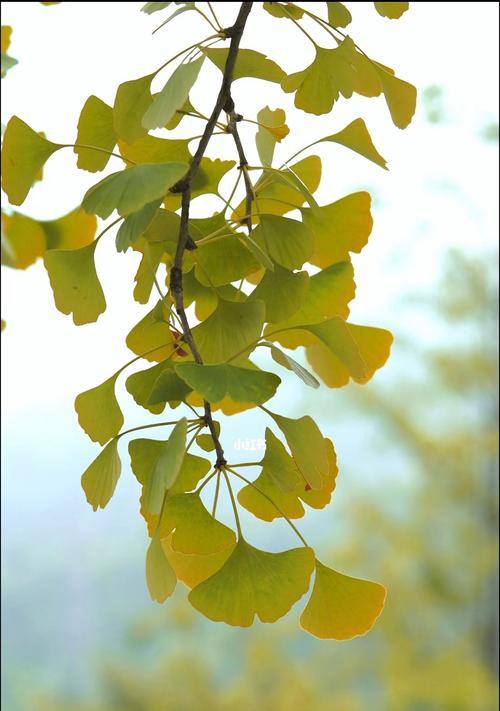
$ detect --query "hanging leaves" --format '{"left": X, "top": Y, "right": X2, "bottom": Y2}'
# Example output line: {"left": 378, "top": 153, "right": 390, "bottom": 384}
{"left": 175, "top": 363, "right": 281, "bottom": 406}
{"left": 81, "top": 439, "right": 122, "bottom": 512}
{"left": 74, "top": 95, "right": 117, "bottom": 172}
{"left": 142, "top": 418, "right": 187, "bottom": 515}
{"left": 142, "top": 56, "right": 204, "bottom": 130}
{"left": 75, "top": 374, "right": 124, "bottom": 445}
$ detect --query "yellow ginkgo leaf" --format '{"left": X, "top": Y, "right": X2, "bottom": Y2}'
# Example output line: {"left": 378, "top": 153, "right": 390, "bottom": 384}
{"left": 81, "top": 439, "right": 122, "bottom": 512}
{"left": 113, "top": 73, "right": 155, "bottom": 144}
{"left": 255, "top": 106, "right": 290, "bottom": 166}
{"left": 146, "top": 531, "right": 176, "bottom": 603}
{"left": 300, "top": 559, "right": 386, "bottom": 640}
{"left": 161, "top": 533, "right": 235, "bottom": 589}
{"left": 40, "top": 208, "right": 97, "bottom": 250}
{"left": 376, "top": 66, "right": 417, "bottom": 129}
{"left": 374, "top": 2, "right": 409, "bottom": 19}
{"left": 188, "top": 539, "right": 315, "bottom": 626}
{"left": 75, "top": 374, "right": 123, "bottom": 445}
{"left": 142, "top": 418, "right": 187, "bottom": 515}
{"left": 74, "top": 95, "right": 117, "bottom": 172}
{"left": 1, "top": 116, "right": 62, "bottom": 205}
{"left": 319, "top": 118, "right": 388, "bottom": 169}
{"left": 1, "top": 212, "right": 46, "bottom": 269}
{"left": 43, "top": 241, "right": 106, "bottom": 325}
{"left": 126, "top": 301, "right": 176, "bottom": 362}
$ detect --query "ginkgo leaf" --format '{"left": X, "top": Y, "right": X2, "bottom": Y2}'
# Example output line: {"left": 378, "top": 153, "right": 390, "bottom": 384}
{"left": 194, "top": 232, "right": 259, "bottom": 287}
{"left": 164, "top": 96, "right": 196, "bottom": 130}
{"left": 81, "top": 439, "right": 121, "bottom": 512}
{"left": 146, "top": 531, "right": 176, "bottom": 602}
{"left": 374, "top": 2, "right": 409, "bottom": 19}
{"left": 74, "top": 95, "right": 117, "bottom": 172}
{"left": 1, "top": 26, "right": 12, "bottom": 53}
{"left": 175, "top": 363, "right": 280, "bottom": 405}
{"left": 263, "top": 2, "right": 304, "bottom": 19}
{"left": 164, "top": 157, "right": 235, "bottom": 212}
{"left": 161, "top": 534, "right": 235, "bottom": 588}
{"left": 301, "top": 192, "right": 373, "bottom": 268}
{"left": 43, "top": 241, "right": 106, "bottom": 325}
{"left": 118, "top": 134, "right": 191, "bottom": 165}
{"left": 202, "top": 47, "right": 285, "bottom": 83}
{"left": 151, "top": 2, "right": 196, "bottom": 33}
{"left": 75, "top": 374, "right": 123, "bottom": 445}
{"left": 251, "top": 215, "right": 313, "bottom": 270}
{"left": 306, "top": 322, "right": 393, "bottom": 387}
{"left": 188, "top": 539, "right": 314, "bottom": 626}
{"left": 113, "top": 73, "right": 155, "bottom": 144}
{"left": 126, "top": 302, "right": 176, "bottom": 362}
{"left": 82, "top": 162, "right": 187, "bottom": 219}
{"left": 300, "top": 438, "right": 338, "bottom": 509}
{"left": 255, "top": 107, "right": 289, "bottom": 166}
{"left": 129, "top": 439, "right": 209, "bottom": 494}
{"left": 267, "top": 411, "right": 328, "bottom": 489}
{"left": 132, "top": 240, "right": 166, "bottom": 304}
{"left": 142, "top": 56, "right": 204, "bottom": 130}
{"left": 115, "top": 199, "right": 162, "bottom": 252}
{"left": 40, "top": 208, "right": 97, "bottom": 250}
{"left": 159, "top": 493, "right": 236, "bottom": 554}
{"left": 232, "top": 156, "right": 321, "bottom": 222}
{"left": 148, "top": 365, "right": 193, "bottom": 406}
{"left": 237, "top": 468, "right": 305, "bottom": 522}
{"left": 142, "top": 418, "right": 187, "bottom": 515}
{"left": 1, "top": 212, "right": 46, "bottom": 269}
{"left": 327, "top": 2, "right": 352, "bottom": 27}
{"left": 1, "top": 116, "right": 62, "bottom": 205}
{"left": 300, "top": 560, "right": 386, "bottom": 640}
{"left": 142, "top": 1, "right": 171, "bottom": 13}
{"left": 126, "top": 360, "right": 170, "bottom": 414}
{"left": 265, "top": 343, "right": 320, "bottom": 389}
{"left": 319, "top": 118, "right": 387, "bottom": 169}
{"left": 191, "top": 299, "right": 265, "bottom": 364}
{"left": 249, "top": 266, "right": 309, "bottom": 323}
{"left": 376, "top": 66, "right": 417, "bottom": 129}
{"left": 1, "top": 53, "right": 18, "bottom": 77}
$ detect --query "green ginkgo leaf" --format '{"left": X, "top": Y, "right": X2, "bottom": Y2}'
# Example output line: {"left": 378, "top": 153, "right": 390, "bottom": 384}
{"left": 191, "top": 299, "right": 265, "bottom": 364}
{"left": 327, "top": 2, "right": 352, "bottom": 27}
{"left": 142, "top": 56, "right": 204, "bottom": 130}
{"left": 141, "top": 1, "right": 171, "bottom": 13}
{"left": 255, "top": 106, "right": 290, "bottom": 166}
{"left": 376, "top": 66, "right": 417, "bottom": 129}
{"left": 188, "top": 539, "right": 315, "bottom": 626}
{"left": 82, "top": 162, "right": 187, "bottom": 219}
{"left": 251, "top": 215, "right": 313, "bottom": 270}
{"left": 159, "top": 493, "right": 236, "bottom": 554}
{"left": 374, "top": 2, "right": 409, "bottom": 19}
{"left": 300, "top": 560, "right": 386, "bottom": 639}
{"left": 75, "top": 374, "right": 123, "bottom": 445}
{"left": 165, "top": 157, "right": 235, "bottom": 212}
{"left": 146, "top": 531, "right": 176, "bottom": 603}
{"left": 175, "top": 363, "right": 280, "bottom": 405}
{"left": 81, "top": 439, "right": 122, "bottom": 512}
{"left": 319, "top": 118, "right": 387, "bottom": 169}
{"left": 263, "top": 2, "right": 304, "bottom": 19}
{"left": 1, "top": 53, "right": 17, "bottom": 77}
{"left": 265, "top": 343, "right": 320, "bottom": 389}
{"left": 74, "top": 95, "right": 117, "bottom": 172}
{"left": 126, "top": 302, "right": 176, "bottom": 362}
{"left": 43, "top": 241, "right": 106, "bottom": 325}
{"left": 115, "top": 199, "right": 162, "bottom": 252}
{"left": 249, "top": 266, "right": 309, "bottom": 323}
{"left": 148, "top": 365, "right": 193, "bottom": 406}
{"left": 267, "top": 411, "right": 328, "bottom": 490}
{"left": 301, "top": 192, "right": 373, "bottom": 268}
{"left": 113, "top": 73, "right": 155, "bottom": 144}
{"left": 306, "top": 322, "right": 393, "bottom": 387}
{"left": 202, "top": 47, "right": 285, "bottom": 83}
{"left": 142, "top": 418, "right": 187, "bottom": 515}
{"left": 194, "top": 232, "right": 259, "bottom": 287}
{"left": 129, "top": 438, "right": 210, "bottom": 494}
{"left": 126, "top": 360, "right": 172, "bottom": 414}
{"left": 1, "top": 116, "right": 62, "bottom": 205}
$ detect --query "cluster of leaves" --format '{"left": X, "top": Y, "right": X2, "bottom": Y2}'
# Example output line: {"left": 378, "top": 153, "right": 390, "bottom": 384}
{"left": 1, "top": 1, "right": 415, "bottom": 638}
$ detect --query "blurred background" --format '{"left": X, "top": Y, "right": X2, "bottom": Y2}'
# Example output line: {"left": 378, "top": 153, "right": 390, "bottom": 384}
{"left": 1, "top": 2, "right": 498, "bottom": 710}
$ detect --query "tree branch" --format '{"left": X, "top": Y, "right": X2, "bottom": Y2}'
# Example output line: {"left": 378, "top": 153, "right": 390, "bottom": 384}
{"left": 169, "top": 1, "right": 253, "bottom": 468}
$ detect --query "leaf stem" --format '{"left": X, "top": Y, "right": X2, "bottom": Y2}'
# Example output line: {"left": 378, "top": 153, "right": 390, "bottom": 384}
{"left": 280, "top": 4, "right": 318, "bottom": 47}
{"left": 116, "top": 419, "right": 196, "bottom": 440}
{"left": 223, "top": 470, "right": 242, "bottom": 538}
{"left": 62, "top": 144, "right": 135, "bottom": 165}
{"left": 212, "top": 470, "right": 221, "bottom": 516}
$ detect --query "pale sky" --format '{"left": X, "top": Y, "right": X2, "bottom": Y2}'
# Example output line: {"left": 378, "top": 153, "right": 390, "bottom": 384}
{"left": 1, "top": 1, "right": 498, "bottom": 420}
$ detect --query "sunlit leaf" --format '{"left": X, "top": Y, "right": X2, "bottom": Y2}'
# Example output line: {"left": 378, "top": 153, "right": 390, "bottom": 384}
{"left": 74, "top": 95, "right": 117, "bottom": 172}
{"left": 301, "top": 192, "right": 373, "bottom": 268}
{"left": 130, "top": 439, "right": 209, "bottom": 495}
{"left": 191, "top": 299, "right": 265, "bottom": 364}
{"left": 113, "top": 73, "right": 155, "bottom": 144}
{"left": 188, "top": 539, "right": 314, "bottom": 626}
{"left": 126, "top": 302, "right": 176, "bottom": 362}
{"left": 251, "top": 215, "right": 313, "bottom": 270}
{"left": 40, "top": 208, "right": 97, "bottom": 250}
{"left": 148, "top": 364, "right": 193, "bottom": 406}
{"left": 1, "top": 116, "right": 62, "bottom": 205}
{"left": 376, "top": 65, "right": 417, "bottom": 129}
{"left": 142, "top": 418, "right": 187, "bottom": 515}
{"left": 263, "top": 2, "right": 304, "bottom": 19}
{"left": 327, "top": 2, "right": 352, "bottom": 27}
{"left": 265, "top": 343, "right": 320, "bottom": 388}
{"left": 255, "top": 106, "right": 289, "bottom": 166}
{"left": 1, "top": 26, "right": 12, "bottom": 53}
{"left": 249, "top": 265, "right": 309, "bottom": 323}
{"left": 374, "top": 2, "right": 409, "bottom": 19}
{"left": 202, "top": 47, "right": 285, "bottom": 83}
{"left": 146, "top": 531, "right": 176, "bottom": 602}
{"left": 267, "top": 411, "right": 328, "bottom": 489}
{"left": 82, "top": 162, "right": 187, "bottom": 219}
{"left": 81, "top": 439, "right": 121, "bottom": 512}
{"left": 118, "top": 134, "right": 191, "bottom": 165}
{"left": 75, "top": 374, "right": 123, "bottom": 445}
{"left": 300, "top": 560, "right": 386, "bottom": 639}
{"left": 142, "top": 56, "right": 204, "bottom": 130}
{"left": 175, "top": 363, "right": 280, "bottom": 406}
{"left": 126, "top": 360, "right": 171, "bottom": 414}
{"left": 159, "top": 493, "right": 236, "bottom": 554}
{"left": 43, "top": 241, "right": 106, "bottom": 325}
{"left": 300, "top": 438, "right": 338, "bottom": 509}
{"left": 161, "top": 533, "right": 234, "bottom": 588}
{"left": 141, "top": 1, "right": 171, "bottom": 13}
{"left": 319, "top": 118, "right": 387, "bottom": 169}
{"left": 1, "top": 211, "right": 46, "bottom": 269}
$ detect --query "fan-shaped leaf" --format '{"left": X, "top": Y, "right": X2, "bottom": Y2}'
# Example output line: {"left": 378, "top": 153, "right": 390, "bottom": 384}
{"left": 251, "top": 215, "right": 313, "bottom": 270}
{"left": 146, "top": 531, "right": 176, "bottom": 602}
{"left": 81, "top": 439, "right": 121, "bottom": 512}
{"left": 202, "top": 47, "right": 285, "bottom": 83}
{"left": 319, "top": 118, "right": 387, "bottom": 169}
{"left": 175, "top": 363, "right": 280, "bottom": 405}
{"left": 74, "top": 96, "right": 117, "bottom": 172}
{"left": 142, "top": 418, "right": 187, "bottom": 515}
{"left": 113, "top": 73, "right": 155, "bottom": 144}
{"left": 374, "top": 2, "right": 409, "bottom": 19}
{"left": 75, "top": 374, "right": 123, "bottom": 445}
{"left": 249, "top": 266, "right": 309, "bottom": 323}
{"left": 142, "top": 56, "right": 204, "bottom": 130}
